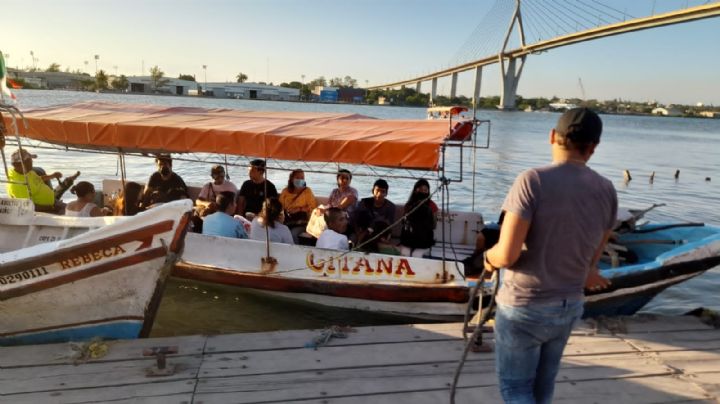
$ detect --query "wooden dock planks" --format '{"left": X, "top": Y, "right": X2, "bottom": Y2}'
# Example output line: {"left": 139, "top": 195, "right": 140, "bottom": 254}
{"left": 0, "top": 315, "right": 718, "bottom": 403}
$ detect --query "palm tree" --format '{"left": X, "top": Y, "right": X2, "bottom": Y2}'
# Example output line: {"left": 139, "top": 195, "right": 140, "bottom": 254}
{"left": 236, "top": 72, "right": 248, "bottom": 83}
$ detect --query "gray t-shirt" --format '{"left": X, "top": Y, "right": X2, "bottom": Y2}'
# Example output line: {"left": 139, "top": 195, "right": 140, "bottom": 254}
{"left": 249, "top": 217, "right": 294, "bottom": 245}
{"left": 497, "top": 162, "right": 617, "bottom": 306}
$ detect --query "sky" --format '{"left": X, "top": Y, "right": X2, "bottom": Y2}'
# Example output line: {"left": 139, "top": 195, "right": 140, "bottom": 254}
{"left": 3, "top": 0, "right": 719, "bottom": 105}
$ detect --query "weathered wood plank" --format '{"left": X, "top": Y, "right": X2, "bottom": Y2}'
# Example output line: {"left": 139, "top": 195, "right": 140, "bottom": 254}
{"left": 0, "top": 335, "right": 206, "bottom": 367}
{"left": 193, "top": 353, "right": 675, "bottom": 403}
{"left": 204, "top": 322, "right": 466, "bottom": 354}
{"left": 237, "top": 374, "right": 712, "bottom": 404}
{"left": 198, "top": 335, "right": 636, "bottom": 379}
{"left": 622, "top": 329, "right": 720, "bottom": 352}
{"left": 0, "top": 355, "right": 202, "bottom": 395}
{"left": 654, "top": 350, "right": 720, "bottom": 373}
{"left": 589, "top": 315, "right": 713, "bottom": 335}
{"left": 2, "top": 380, "right": 196, "bottom": 404}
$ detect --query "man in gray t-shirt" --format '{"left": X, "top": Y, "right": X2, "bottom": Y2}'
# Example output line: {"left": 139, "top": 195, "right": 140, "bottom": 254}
{"left": 483, "top": 108, "right": 617, "bottom": 403}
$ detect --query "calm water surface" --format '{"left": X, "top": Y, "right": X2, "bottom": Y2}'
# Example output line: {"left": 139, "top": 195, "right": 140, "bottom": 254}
{"left": 4, "top": 90, "right": 719, "bottom": 336}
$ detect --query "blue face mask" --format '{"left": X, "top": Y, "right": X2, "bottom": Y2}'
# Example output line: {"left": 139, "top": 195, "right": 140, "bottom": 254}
{"left": 293, "top": 179, "right": 306, "bottom": 188}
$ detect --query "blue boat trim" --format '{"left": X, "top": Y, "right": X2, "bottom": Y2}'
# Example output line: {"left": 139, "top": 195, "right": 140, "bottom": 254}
{"left": 0, "top": 321, "right": 143, "bottom": 346}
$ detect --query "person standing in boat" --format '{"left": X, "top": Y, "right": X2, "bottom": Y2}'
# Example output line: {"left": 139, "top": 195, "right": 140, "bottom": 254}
{"left": 5, "top": 148, "right": 63, "bottom": 213}
{"left": 279, "top": 169, "right": 317, "bottom": 243}
{"left": 202, "top": 191, "right": 248, "bottom": 239}
{"left": 141, "top": 154, "right": 189, "bottom": 208}
{"left": 483, "top": 108, "right": 616, "bottom": 403}
{"left": 237, "top": 159, "right": 278, "bottom": 219}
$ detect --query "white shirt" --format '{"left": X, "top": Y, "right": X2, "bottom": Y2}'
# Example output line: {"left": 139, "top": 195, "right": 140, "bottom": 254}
{"left": 316, "top": 229, "right": 349, "bottom": 251}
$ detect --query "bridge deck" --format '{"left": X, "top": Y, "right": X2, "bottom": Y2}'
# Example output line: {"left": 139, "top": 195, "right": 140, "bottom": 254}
{"left": 1, "top": 315, "right": 719, "bottom": 403}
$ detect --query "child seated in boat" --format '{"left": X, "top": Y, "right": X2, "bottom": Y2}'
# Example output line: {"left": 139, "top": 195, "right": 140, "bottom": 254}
{"left": 357, "top": 220, "right": 400, "bottom": 255}
{"left": 316, "top": 207, "right": 349, "bottom": 251}
{"left": 65, "top": 181, "right": 110, "bottom": 217}
{"left": 399, "top": 179, "right": 437, "bottom": 258}
{"left": 202, "top": 191, "right": 248, "bottom": 239}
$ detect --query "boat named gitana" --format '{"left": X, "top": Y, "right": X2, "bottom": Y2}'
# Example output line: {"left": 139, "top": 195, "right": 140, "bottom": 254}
{"left": 3, "top": 101, "right": 720, "bottom": 320}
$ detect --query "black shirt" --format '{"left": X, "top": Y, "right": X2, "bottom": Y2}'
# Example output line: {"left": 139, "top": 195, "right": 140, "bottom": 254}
{"left": 143, "top": 172, "right": 189, "bottom": 206}
{"left": 239, "top": 179, "right": 278, "bottom": 214}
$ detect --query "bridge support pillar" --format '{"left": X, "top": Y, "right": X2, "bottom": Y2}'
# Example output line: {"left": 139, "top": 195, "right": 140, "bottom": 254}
{"left": 431, "top": 77, "right": 438, "bottom": 105}
{"left": 473, "top": 66, "right": 483, "bottom": 107}
{"left": 415, "top": 81, "right": 421, "bottom": 94}
{"left": 450, "top": 72, "right": 458, "bottom": 99}
{"left": 500, "top": 56, "right": 524, "bottom": 110}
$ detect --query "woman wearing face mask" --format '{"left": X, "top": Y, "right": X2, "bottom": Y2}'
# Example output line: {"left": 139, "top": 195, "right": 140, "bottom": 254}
{"left": 279, "top": 169, "right": 317, "bottom": 242}
{"left": 399, "top": 178, "right": 437, "bottom": 258}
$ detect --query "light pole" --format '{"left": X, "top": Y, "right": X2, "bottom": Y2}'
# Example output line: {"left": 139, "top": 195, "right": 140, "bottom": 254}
{"left": 94, "top": 55, "right": 99, "bottom": 76}
{"left": 113, "top": 65, "right": 118, "bottom": 76}
{"left": 29, "top": 50, "right": 36, "bottom": 71}
{"left": 202, "top": 65, "right": 207, "bottom": 96}
{"left": 84, "top": 60, "right": 89, "bottom": 73}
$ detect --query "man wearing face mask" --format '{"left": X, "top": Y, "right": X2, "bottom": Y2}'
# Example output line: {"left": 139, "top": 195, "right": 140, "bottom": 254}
{"left": 141, "top": 154, "right": 189, "bottom": 208}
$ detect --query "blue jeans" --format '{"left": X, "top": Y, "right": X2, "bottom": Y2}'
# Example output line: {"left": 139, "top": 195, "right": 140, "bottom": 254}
{"left": 494, "top": 299, "right": 583, "bottom": 404}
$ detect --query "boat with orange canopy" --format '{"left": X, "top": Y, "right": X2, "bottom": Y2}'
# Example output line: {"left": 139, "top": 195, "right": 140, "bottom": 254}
{"left": 4, "top": 101, "right": 719, "bottom": 320}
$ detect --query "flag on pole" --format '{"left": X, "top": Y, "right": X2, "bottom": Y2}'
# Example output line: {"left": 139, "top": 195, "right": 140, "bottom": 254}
{"left": 0, "top": 51, "right": 17, "bottom": 103}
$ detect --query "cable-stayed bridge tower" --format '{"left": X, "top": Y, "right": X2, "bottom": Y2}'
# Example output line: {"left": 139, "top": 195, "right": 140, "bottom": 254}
{"left": 368, "top": 1, "right": 720, "bottom": 109}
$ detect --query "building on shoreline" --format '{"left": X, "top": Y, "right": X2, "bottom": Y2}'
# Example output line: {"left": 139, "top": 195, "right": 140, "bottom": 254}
{"left": 7, "top": 68, "right": 91, "bottom": 90}
{"left": 204, "top": 82, "right": 299, "bottom": 101}
{"left": 127, "top": 76, "right": 198, "bottom": 95}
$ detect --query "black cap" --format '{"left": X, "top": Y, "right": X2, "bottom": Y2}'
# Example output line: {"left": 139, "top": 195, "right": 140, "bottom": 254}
{"left": 250, "top": 159, "right": 266, "bottom": 169}
{"left": 555, "top": 108, "right": 602, "bottom": 144}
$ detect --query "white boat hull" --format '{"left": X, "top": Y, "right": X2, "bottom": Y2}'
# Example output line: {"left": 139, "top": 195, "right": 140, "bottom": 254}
{"left": 0, "top": 200, "right": 192, "bottom": 345}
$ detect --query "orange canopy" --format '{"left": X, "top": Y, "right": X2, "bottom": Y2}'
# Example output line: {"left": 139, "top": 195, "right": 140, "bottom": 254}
{"left": 6, "top": 101, "right": 459, "bottom": 170}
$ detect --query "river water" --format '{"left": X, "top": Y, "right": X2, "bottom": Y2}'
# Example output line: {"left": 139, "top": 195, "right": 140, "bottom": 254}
{"left": 4, "top": 89, "right": 719, "bottom": 336}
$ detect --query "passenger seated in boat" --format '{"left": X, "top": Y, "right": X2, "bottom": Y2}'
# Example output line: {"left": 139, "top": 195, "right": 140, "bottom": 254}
{"left": 141, "top": 154, "right": 189, "bottom": 208}
{"left": 399, "top": 179, "right": 437, "bottom": 257}
{"left": 327, "top": 169, "right": 358, "bottom": 215}
{"left": 5, "top": 148, "right": 63, "bottom": 213}
{"left": 357, "top": 220, "right": 400, "bottom": 255}
{"left": 202, "top": 191, "right": 248, "bottom": 239}
{"left": 196, "top": 164, "right": 237, "bottom": 218}
{"left": 113, "top": 181, "right": 144, "bottom": 216}
{"left": 316, "top": 207, "right": 349, "bottom": 251}
{"left": 279, "top": 169, "right": 317, "bottom": 243}
{"left": 198, "top": 165, "right": 238, "bottom": 203}
{"left": 237, "top": 159, "right": 278, "bottom": 219}
{"left": 464, "top": 211, "right": 506, "bottom": 277}
{"left": 352, "top": 179, "right": 396, "bottom": 236}
{"left": 65, "top": 181, "right": 110, "bottom": 217}
{"left": 250, "top": 197, "right": 294, "bottom": 244}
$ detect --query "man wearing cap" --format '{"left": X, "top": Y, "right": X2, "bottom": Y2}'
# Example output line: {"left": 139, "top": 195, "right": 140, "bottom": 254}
{"left": 197, "top": 165, "right": 238, "bottom": 203}
{"left": 6, "top": 149, "right": 62, "bottom": 212}
{"left": 237, "top": 159, "right": 278, "bottom": 218}
{"left": 483, "top": 108, "right": 617, "bottom": 403}
{"left": 141, "top": 154, "right": 189, "bottom": 208}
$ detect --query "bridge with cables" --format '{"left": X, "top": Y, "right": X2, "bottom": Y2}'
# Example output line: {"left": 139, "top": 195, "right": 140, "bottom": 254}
{"left": 368, "top": 0, "right": 720, "bottom": 109}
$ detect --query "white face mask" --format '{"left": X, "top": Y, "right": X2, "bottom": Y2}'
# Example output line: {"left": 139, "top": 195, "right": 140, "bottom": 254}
{"left": 293, "top": 179, "right": 306, "bottom": 188}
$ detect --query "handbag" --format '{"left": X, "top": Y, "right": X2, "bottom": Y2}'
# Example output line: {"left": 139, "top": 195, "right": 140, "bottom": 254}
{"left": 284, "top": 188, "right": 310, "bottom": 226}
